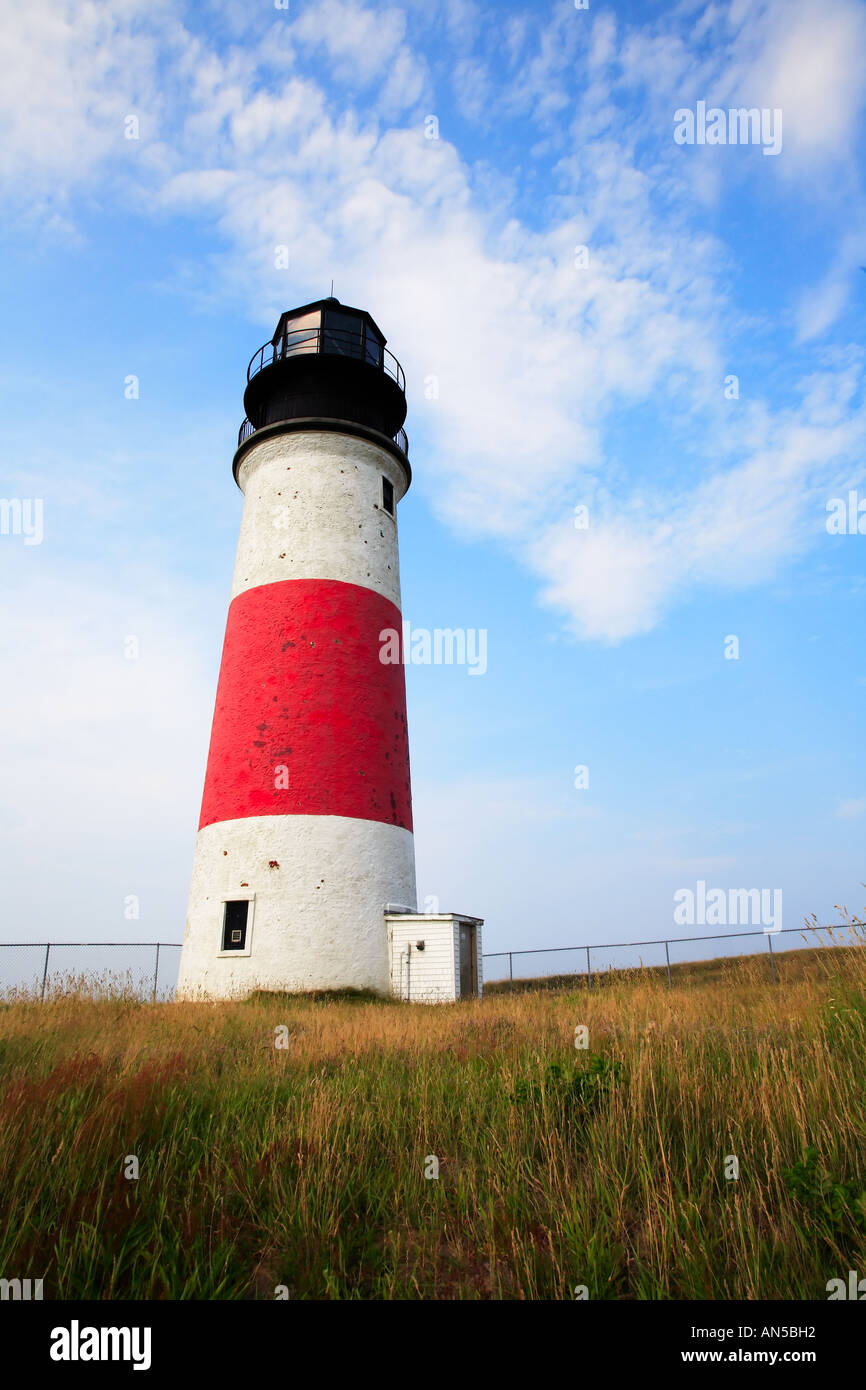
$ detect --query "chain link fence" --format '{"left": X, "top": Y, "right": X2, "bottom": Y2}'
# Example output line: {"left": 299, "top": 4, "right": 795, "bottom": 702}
{"left": 0, "top": 942, "right": 182, "bottom": 1002}
{"left": 0, "top": 924, "right": 861, "bottom": 1001}
{"left": 483, "top": 924, "right": 862, "bottom": 991}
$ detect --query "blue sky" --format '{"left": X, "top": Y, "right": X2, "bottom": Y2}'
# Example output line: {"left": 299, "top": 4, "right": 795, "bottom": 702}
{"left": 0, "top": 0, "right": 864, "bottom": 972}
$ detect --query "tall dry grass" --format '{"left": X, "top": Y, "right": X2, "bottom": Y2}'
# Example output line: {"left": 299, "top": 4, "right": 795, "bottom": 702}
{"left": 0, "top": 937, "right": 864, "bottom": 1299}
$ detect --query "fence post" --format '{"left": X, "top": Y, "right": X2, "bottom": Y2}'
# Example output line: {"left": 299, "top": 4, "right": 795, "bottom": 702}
{"left": 152, "top": 943, "right": 160, "bottom": 1003}
{"left": 586, "top": 945, "right": 592, "bottom": 988}
{"left": 767, "top": 933, "right": 777, "bottom": 983}
{"left": 508, "top": 953, "right": 513, "bottom": 993}
{"left": 664, "top": 940, "right": 672, "bottom": 987}
{"left": 40, "top": 943, "right": 50, "bottom": 1003}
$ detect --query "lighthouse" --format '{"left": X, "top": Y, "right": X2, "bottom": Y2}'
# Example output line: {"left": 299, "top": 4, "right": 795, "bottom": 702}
{"left": 177, "top": 298, "right": 483, "bottom": 1001}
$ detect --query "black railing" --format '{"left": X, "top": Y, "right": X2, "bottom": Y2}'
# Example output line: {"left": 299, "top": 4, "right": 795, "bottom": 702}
{"left": 482, "top": 924, "right": 861, "bottom": 991}
{"left": 237, "top": 416, "right": 409, "bottom": 457}
{"left": 247, "top": 325, "right": 405, "bottom": 392}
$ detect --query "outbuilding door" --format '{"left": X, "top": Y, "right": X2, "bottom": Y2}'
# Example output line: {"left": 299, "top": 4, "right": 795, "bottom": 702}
{"left": 458, "top": 922, "right": 477, "bottom": 998}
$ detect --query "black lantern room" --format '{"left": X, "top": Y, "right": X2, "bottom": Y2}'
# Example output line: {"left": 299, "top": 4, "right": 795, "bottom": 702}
{"left": 238, "top": 298, "right": 409, "bottom": 478}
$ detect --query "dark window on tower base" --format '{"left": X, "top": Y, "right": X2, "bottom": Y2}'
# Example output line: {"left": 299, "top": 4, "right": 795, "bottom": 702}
{"left": 222, "top": 900, "right": 249, "bottom": 951}
{"left": 382, "top": 476, "right": 395, "bottom": 515}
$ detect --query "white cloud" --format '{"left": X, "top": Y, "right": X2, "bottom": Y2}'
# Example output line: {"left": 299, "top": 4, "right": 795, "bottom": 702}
{"left": 1, "top": 0, "right": 864, "bottom": 654}
{"left": 291, "top": 0, "right": 428, "bottom": 116}
{"left": 532, "top": 366, "right": 866, "bottom": 641}
{"left": 0, "top": 0, "right": 170, "bottom": 193}
{"left": 727, "top": 0, "right": 866, "bottom": 171}
{"left": 794, "top": 228, "right": 866, "bottom": 341}
{"left": 293, "top": 0, "right": 406, "bottom": 81}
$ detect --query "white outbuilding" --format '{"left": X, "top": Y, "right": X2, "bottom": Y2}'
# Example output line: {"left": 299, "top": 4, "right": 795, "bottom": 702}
{"left": 386, "top": 911, "right": 484, "bottom": 1002}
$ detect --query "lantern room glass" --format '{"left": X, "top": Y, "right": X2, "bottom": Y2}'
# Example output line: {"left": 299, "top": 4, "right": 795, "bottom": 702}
{"left": 277, "top": 309, "right": 321, "bottom": 358}
{"left": 322, "top": 309, "right": 363, "bottom": 360}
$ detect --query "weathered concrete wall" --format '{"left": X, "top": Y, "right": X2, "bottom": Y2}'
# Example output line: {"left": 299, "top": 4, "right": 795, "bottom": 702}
{"left": 178, "top": 814, "right": 417, "bottom": 1000}
{"left": 232, "top": 430, "right": 407, "bottom": 606}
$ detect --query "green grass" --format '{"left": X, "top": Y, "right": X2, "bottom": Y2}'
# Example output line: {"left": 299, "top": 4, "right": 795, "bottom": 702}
{"left": 1, "top": 934, "right": 865, "bottom": 1299}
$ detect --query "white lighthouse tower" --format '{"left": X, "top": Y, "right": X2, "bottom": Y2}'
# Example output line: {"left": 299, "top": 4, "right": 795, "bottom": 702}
{"left": 177, "top": 299, "right": 483, "bottom": 1001}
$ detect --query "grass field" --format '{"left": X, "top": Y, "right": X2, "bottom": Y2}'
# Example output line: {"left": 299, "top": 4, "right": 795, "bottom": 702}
{"left": 1, "top": 934, "right": 865, "bottom": 1300}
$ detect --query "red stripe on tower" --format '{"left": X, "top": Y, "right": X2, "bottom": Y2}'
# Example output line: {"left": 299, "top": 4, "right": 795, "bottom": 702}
{"left": 198, "top": 577, "right": 412, "bottom": 831}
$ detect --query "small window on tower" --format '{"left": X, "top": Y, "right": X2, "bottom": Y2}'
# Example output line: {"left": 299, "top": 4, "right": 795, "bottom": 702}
{"left": 222, "top": 900, "right": 249, "bottom": 951}
{"left": 382, "top": 476, "right": 395, "bottom": 516}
